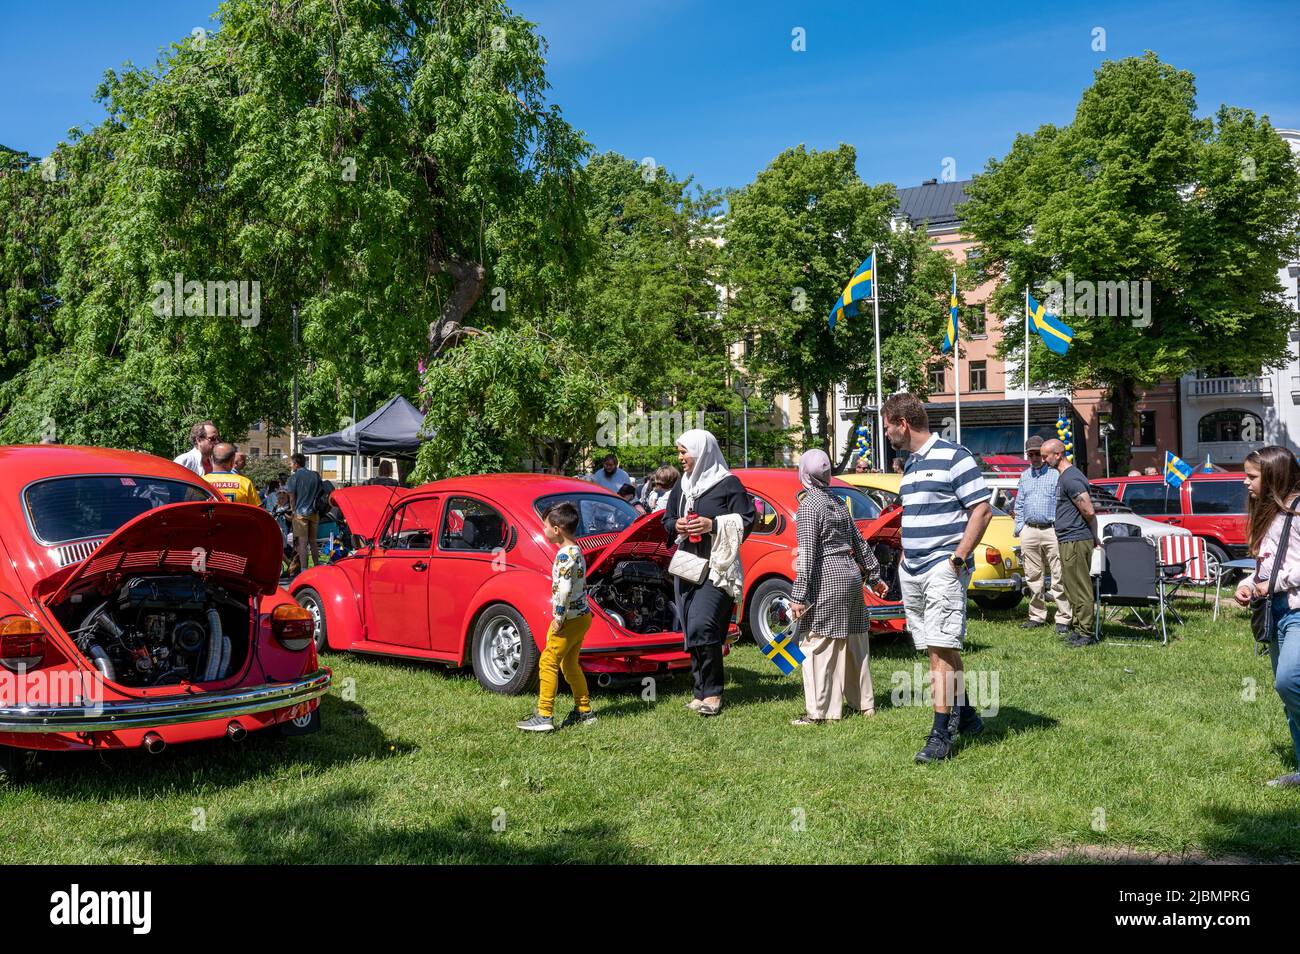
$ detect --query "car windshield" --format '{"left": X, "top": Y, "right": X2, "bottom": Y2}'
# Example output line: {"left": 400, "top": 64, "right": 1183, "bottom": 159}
{"left": 533, "top": 493, "right": 639, "bottom": 537}
{"left": 24, "top": 475, "right": 213, "bottom": 545}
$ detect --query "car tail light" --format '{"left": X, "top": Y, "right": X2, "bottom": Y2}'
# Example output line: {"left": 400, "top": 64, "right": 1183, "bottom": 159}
{"left": 0, "top": 616, "right": 47, "bottom": 671}
{"left": 985, "top": 546, "right": 1002, "bottom": 566}
{"left": 271, "top": 604, "right": 314, "bottom": 651}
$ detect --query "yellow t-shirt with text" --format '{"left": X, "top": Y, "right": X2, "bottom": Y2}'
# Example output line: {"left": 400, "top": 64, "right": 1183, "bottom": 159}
{"left": 204, "top": 471, "right": 260, "bottom": 506}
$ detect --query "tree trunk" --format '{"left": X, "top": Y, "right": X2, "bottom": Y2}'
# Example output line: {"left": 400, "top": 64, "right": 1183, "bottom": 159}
{"left": 426, "top": 253, "right": 486, "bottom": 361}
{"left": 814, "top": 385, "right": 831, "bottom": 453}
{"left": 798, "top": 387, "right": 812, "bottom": 451}
{"left": 1107, "top": 378, "right": 1137, "bottom": 477}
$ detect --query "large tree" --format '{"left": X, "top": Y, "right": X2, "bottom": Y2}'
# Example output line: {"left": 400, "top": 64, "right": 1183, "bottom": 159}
{"left": 724, "top": 144, "right": 954, "bottom": 459}
{"left": 961, "top": 52, "right": 1300, "bottom": 473}
{"left": 0, "top": 0, "right": 589, "bottom": 453}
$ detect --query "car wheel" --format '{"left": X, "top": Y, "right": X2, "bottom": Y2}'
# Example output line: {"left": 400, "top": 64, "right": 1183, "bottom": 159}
{"left": 1201, "top": 541, "right": 1231, "bottom": 583}
{"left": 747, "top": 577, "right": 794, "bottom": 648}
{"left": 295, "top": 587, "right": 329, "bottom": 653}
{"left": 471, "top": 605, "right": 539, "bottom": 695}
{"left": 973, "top": 591, "right": 1023, "bottom": 611}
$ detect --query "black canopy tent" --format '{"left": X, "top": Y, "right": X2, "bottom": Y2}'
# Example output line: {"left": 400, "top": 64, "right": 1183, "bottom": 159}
{"left": 300, "top": 395, "right": 428, "bottom": 481}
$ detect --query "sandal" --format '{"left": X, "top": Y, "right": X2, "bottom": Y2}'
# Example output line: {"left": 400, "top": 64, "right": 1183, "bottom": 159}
{"left": 697, "top": 703, "right": 722, "bottom": 717}
{"left": 684, "top": 698, "right": 704, "bottom": 711}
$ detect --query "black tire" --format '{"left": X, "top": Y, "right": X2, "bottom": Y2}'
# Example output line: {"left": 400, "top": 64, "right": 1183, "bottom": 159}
{"left": 295, "top": 587, "right": 329, "bottom": 653}
{"left": 972, "top": 591, "right": 1023, "bottom": 611}
{"left": 745, "top": 577, "right": 794, "bottom": 647}
{"left": 470, "top": 604, "right": 539, "bottom": 695}
{"left": 1201, "top": 540, "right": 1232, "bottom": 583}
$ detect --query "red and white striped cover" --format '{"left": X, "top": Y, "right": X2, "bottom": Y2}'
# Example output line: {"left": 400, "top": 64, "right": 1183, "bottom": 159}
{"left": 1158, "top": 535, "right": 1210, "bottom": 581}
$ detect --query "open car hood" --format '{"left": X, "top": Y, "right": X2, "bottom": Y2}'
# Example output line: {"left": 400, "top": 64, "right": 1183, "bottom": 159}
{"left": 328, "top": 486, "right": 403, "bottom": 543}
{"left": 583, "top": 512, "right": 671, "bottom": 575}
{"left": 36, "top": 501, "right": 285, "bottom": 604}
{"left": 856, "top": 504, "right": 902, "bottom": 546}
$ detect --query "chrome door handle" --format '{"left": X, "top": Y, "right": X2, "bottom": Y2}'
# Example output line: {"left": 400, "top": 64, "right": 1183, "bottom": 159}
{"left": 412, "top": 562, "right": 428, "bottom": 571}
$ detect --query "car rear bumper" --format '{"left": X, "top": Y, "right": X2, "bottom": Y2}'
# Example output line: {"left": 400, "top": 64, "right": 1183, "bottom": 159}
{"left": 0, "top": 669, "right": 332, "bottom": 733}
{"left": 970, "top": 573, "right": 1024, "bottom": 592}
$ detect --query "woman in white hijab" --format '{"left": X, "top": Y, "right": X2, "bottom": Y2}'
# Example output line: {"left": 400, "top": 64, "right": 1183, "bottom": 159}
{"left": 661, "top": 429, "right": 756, "bottom": 716}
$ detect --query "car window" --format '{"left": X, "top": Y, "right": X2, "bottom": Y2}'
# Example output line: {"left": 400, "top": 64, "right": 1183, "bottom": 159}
{"left": 24, "top": 475, "right": 213, "bottom": 545}
{"left": 1094, "top": 481, "right": 1120, "bottom": 497}
{"left": 379, "top": 498, "right": 440, "bottom": 552}
{"left": 532, "top": 493, "right": 638, "bottom": 537}
{"left": 750, "top": 494, "right": 780, "bottom": 534}
{"left": 1190, "top": 479, "right": 1247, "bottom": 515}
{"left": 799, "top": 485, "right": 883, "bottom": 521}
{"left": 441, "top": 496, "right": 508, "bottom": 552}
{"left": 1117, "top": 482, "right": 1179, "bottom": 516}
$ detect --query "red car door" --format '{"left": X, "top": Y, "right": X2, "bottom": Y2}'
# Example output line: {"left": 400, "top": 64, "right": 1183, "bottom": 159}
{"left": 363, "top": 495, "right": 441, "bottom": 649}
{"left": 427, "top": 494, "right": 512, "bottom": 655}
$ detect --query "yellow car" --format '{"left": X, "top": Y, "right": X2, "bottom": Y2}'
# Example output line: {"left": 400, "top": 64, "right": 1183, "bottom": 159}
{"left": 838, "top": 472, "right": 1024, "bottom": 610}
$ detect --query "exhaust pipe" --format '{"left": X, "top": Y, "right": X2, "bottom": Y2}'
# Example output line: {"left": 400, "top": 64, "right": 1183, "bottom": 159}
{"left": 142, "top": 732, "right": 166, "bottom": 755}
{"left": 225, "top": 721, "right": 247, "bottom": 743}
{"left": 596, "top": 673, "right": 614, "bottom": 688}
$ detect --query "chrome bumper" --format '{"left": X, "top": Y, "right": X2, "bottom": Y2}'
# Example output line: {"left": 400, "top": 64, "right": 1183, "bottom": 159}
{"left": 867, "top": 602, "right": 906, "bottom": 621}
{"left": 0, "top": 670, "right": 332, "bottom": 733}
{"left": 970, "top": 573, "right": 1024, "bottom": 592}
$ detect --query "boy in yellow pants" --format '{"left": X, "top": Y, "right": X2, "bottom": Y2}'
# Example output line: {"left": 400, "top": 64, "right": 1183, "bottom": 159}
{"left": 517, "top": 501, "right": 596, "bottom": 732}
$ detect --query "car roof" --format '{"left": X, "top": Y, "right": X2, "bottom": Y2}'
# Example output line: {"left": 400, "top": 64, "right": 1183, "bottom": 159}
{"left": 0, "top": 444, "right": 211, "bottom": 484}
{"left": 405, "top": 473, "right": 622, "bottom": 502}
{"left": 1099, "top": 472, "right": 1241, "bottom": 483}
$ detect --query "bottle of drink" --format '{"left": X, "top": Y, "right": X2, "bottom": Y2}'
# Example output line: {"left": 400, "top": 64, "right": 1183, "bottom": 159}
{"left": 687, "top": 509, "right": 702, "bottom": 544}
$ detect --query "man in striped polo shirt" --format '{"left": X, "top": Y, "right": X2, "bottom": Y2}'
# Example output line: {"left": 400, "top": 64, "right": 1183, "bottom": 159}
{"left": 882, "top": 393, "right": 993, "bottom": 764}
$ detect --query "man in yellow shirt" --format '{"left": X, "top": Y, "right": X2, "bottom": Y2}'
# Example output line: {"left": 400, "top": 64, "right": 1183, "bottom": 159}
{"left": 204, "top": 443, "right": 260, "bottom": 505}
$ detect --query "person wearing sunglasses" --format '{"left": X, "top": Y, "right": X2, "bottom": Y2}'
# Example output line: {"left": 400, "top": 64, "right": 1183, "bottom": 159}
{"left": 174, "top": 421, "right": 220, "bottom": 476}
{"left": 1014, "top": 435, "right": 1070, "bottom": 636}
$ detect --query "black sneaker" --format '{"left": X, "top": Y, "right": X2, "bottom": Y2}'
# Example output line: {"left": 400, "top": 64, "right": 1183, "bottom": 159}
{"left": 948, "top": 707, "right": 985, "bottom": 737}
{"left": 915, "top": 729, "right": 954, "bottom": 764}
{"left": 1055, "top": 623, "right": 1071, "bottom": 635}
{"left": 1068, "top": 634, "right": 1098, "bottom": 647}
{"left": 560, "top": 708, "right": 597, "bottom": 729}
{"left": 1020, "top": 620, "right": 1045, "bottom": 630}
{"left": 516, "top": 713, "right": 555, "bottom": 732}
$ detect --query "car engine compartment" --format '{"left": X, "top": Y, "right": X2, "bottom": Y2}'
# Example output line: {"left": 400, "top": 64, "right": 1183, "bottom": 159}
{"left": 587, "top": 558, "right": 679, "bottom": 634}
{"left": 52, "top": 575, "right": 254, "bottom": 688}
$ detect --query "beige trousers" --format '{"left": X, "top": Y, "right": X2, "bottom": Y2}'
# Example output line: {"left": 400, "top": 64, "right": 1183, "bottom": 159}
{"left": 1020, "top": 524, "right": 1069, "bottom": 623}
{"left": 800, "top": 632, "right": 874, "bottom": 721}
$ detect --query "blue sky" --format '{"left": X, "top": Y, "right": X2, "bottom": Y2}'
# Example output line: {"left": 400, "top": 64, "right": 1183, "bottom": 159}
{"left": 2, "top": 0, "right": 1297, "bottom": 191}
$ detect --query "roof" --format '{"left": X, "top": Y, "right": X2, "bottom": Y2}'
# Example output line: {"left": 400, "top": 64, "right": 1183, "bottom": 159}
{"left": 895, "top": 179, "right": 971, "bottom": 231}
{"left": 0, "top": 445, "right": 208, "bottom": 485}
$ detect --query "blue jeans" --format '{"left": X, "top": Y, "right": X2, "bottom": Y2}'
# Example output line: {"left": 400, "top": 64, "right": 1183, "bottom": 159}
{"left": 1269, "top": 595, "right": 1300, "bottom": 765}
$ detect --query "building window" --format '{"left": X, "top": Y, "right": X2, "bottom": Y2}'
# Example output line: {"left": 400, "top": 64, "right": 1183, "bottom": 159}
{"left": 969, "top": 361, "right": 987, "bottom": 392}
{"left": 1135, "top": 410, "right": 1156, "bottom": 448}
{"left": 1198, "top": 409, "right": 1262, "bottom": 444}
{"left": 969, "top": 305, "right": 987, "bottom": 338}
{"left": 929, "top": 365, "right": 946, "bottom": 393}
{"left": 743, "top": 333, "right": 755, "bottom": 359}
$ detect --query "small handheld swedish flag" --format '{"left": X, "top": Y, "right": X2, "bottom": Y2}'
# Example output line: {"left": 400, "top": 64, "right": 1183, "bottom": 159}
{"left": 828, "top": 253, "right": 873, "bottom": 330}
{"left": 1026, "top": 292, "right": 1074, "bottom": 355}
{"left": 762, "top": 624, "right": 805, "bottom": 676}
{"left": 942, "top": 271, "right": 959, "bottom": 354}
{"left": 1164, "top": 451, "right": 1193, "bottom": 488}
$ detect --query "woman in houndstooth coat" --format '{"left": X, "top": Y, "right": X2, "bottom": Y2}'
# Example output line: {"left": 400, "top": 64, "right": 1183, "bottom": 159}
{"left": 789, "top": 449, "right": 886, "bottom": 724}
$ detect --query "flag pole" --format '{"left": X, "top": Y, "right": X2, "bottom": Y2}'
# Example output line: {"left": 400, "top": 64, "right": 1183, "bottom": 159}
{"left": 873, "top": 244, "right": 884, "bottom": 471}
{"left": 1023, "top": 285, "right": 1030, "bottom": 450}
{"left": 953, "top": 270, "right": 962, "bottom": 445}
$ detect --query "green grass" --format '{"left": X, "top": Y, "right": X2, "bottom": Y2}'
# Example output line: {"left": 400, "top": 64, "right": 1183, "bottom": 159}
{"left": 3, "top": 596, "right": 1297, "bottom": 864}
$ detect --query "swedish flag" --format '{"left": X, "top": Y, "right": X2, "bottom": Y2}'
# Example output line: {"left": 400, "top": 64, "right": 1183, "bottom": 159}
{"left": 762, "top": 627, "right": 805, "bottom": 676}
{"left": 942, "top": 271, "right": 959, "bottom": 354}
{"left": 1026, "top": 293, "right": 1074, "bottom": 355}
{"left": 1164, "top": 451, "right": 1193, "bottom": 488}
{"left": 828, "top": 253, "right": 873, "bottom": 330}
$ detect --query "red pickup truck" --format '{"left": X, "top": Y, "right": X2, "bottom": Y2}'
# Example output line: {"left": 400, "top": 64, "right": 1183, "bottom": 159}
{"left": 1092, "top": 472, "right": 1247, "bottom": 578}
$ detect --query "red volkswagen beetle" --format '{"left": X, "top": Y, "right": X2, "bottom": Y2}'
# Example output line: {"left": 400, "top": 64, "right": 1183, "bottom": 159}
{"left": 0, "top": 446, "right": 330, "bottom": 776}
{"left": 732, "top": 469, "right": 906, "bottom": 647}
{"left": 292, "top": 475, "right": 711, "bottom": 694}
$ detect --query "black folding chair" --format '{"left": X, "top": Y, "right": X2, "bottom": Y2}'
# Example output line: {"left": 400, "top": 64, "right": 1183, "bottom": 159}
{"left": 1092, "top": 536, "right": 1172, "bottom": 645}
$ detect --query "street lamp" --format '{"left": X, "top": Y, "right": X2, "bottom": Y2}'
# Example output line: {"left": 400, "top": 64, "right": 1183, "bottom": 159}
{"left": 736, "top": 381, "right": 755, "bottom": 468}
{"left": 1100, "top": 422, "right": 1115, "bottom": 478}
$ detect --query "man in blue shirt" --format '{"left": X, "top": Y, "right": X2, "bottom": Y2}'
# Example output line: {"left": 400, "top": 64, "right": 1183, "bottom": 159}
{"left": 883, "top": 393, "right": 992, "bottom": 764}
{"left": 285, "top": 453, "right": 324, "bottom": 576}
{"left": 1014, "top": 436, "right": 1071, "bottom": 634}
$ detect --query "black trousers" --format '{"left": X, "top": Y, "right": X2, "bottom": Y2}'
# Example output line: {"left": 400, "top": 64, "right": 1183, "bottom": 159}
{"left": 676, "top": 578, "right": 733, "bottom": 699}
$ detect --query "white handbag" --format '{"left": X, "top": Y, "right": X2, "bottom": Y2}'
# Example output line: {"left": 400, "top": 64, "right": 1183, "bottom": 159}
{"left": 668, "top": 545, "right": 710, "bottom": 585}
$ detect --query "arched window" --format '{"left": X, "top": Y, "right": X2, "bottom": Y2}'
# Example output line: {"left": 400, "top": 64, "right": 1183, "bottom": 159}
{"left": 1198, "top": 409, "right": 1262, "bottom": 444}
